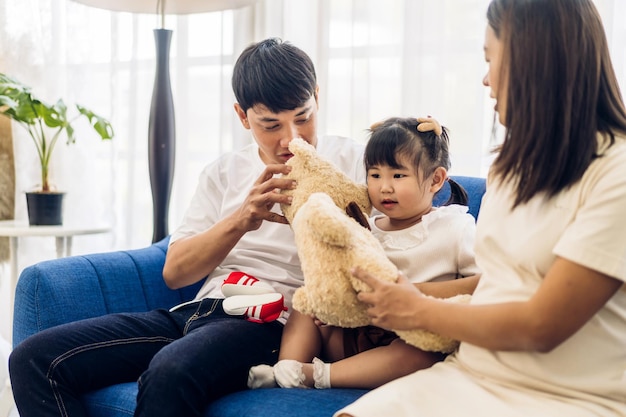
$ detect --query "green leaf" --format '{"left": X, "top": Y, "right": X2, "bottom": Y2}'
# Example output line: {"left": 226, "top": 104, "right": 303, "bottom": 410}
{"left": 39, "top": 99, "right": 67, "bottom": 129}
{"left": 77, "top": 104, "right": 114, "bottom": 140}
{"left": 0, "top": 96, "right": 18, "bottom": 108}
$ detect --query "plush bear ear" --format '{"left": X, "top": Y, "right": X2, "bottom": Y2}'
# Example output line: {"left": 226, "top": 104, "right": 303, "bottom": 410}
{"left": 345, "top": 201, "right": 370, "bottom": 230}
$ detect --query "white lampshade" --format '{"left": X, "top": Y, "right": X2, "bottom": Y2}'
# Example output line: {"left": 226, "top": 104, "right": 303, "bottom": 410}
{"left": 70, "top": 0, "right": 257, "bottom": 14}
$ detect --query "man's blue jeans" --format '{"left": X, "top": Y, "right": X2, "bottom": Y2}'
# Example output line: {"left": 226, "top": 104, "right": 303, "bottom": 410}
{"left": 9, "top": 298, "right": 283, "bottom": 417}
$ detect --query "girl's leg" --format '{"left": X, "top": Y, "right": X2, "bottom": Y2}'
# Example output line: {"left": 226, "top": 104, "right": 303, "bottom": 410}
{"left": 248, "top": 309, "right": 342, "bottom": 389}
{"left": 136, "top": 299, "right": 283, "bottom": 417}
{"left": 325, "top": 339, "right": 445, "bottom": 389}
{"left": 292, "top": 338, "right": 444, "bottom": 389}
{"left": 9, "top": 308, "right": 181, "bottom": 417}
{"left": 278, "top": 309, "right": 326, "bottom": 361}
{"left": 264, "top": 313, "right": 344, "bottom": 389}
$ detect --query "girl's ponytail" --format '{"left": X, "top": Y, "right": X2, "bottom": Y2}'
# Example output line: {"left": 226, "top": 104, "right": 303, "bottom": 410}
{"left": 443, "top": 178, "right": 468, "bottom": 206}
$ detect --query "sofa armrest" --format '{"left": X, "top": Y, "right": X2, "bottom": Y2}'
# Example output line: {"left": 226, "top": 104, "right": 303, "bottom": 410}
{"left": 12, "top": 237, "right": 202, "bottom": 347}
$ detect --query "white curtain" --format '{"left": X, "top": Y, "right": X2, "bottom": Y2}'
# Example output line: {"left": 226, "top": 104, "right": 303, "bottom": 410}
{"left": 1, "top": 0, "right": 625, "bottom": 276}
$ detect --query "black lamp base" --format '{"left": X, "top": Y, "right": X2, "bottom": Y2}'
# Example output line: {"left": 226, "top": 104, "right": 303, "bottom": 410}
{"left": 148, "top": 28, "right": 176, "bottom": 243}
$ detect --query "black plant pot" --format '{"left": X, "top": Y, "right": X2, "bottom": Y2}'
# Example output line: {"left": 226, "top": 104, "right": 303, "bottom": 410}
{"left": 25, "top": 192, "right": 65, "bottom": 226}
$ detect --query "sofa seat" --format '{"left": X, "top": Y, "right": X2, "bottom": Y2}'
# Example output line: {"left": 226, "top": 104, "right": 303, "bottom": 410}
{"left": 83, "top": 383, "right": 367, "bottom": 417}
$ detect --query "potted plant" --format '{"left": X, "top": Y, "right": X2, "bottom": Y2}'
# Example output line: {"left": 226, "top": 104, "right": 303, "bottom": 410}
{"left": 0, "top": 72, "right": 114, "bottom": 225}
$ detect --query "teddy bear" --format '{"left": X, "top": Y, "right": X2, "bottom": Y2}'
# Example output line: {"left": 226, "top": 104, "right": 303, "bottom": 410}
{"left": 279, "top": 138, "right": 469, "bottom": 353}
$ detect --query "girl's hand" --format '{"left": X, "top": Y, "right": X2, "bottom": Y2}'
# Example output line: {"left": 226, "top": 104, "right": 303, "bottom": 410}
{"left": 312, "top": 315, "right": 328, "bottom": 327}
{"left": 352, "top": 267, "right": 426, "bottom": 331}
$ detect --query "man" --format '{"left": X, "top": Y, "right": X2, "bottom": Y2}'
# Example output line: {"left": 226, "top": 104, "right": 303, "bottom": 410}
{"left": 10, "top": 37, "right": 366, "bottom": 417}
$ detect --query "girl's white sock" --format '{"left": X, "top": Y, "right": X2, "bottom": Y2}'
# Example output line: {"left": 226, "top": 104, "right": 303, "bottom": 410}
{"left": 258, "top": 357, "right": 331, "bottom": 389}
{"left": 274, "top": 359, "right": 307, "bottom": 388}
{"left": 247, "top": 364, "right": 277, "bottom": 389}
{"left": 313, "top": 357, "right": 331, "bottom": 389}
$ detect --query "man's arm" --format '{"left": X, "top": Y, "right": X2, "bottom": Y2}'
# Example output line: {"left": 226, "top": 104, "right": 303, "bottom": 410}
{"left": 162, "top": 164, "right": 295, "bottom": 289}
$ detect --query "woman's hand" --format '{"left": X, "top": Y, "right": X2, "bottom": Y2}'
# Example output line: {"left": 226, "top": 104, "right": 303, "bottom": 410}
{"left": 234, "top": 164, "right": 296, "bottom": 231}
{"left": 352, "top": 267, "right": 427, "bottom": 331}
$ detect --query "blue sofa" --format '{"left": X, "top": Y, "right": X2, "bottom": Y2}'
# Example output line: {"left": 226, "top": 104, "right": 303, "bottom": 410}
{"left": 12, "top": 175, "right": 486, "bottom": 417}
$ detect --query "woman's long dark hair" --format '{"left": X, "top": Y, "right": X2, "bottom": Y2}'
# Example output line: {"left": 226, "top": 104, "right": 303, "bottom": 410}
{"left": 487, "top": 0, "right": 626, "bottom": 207}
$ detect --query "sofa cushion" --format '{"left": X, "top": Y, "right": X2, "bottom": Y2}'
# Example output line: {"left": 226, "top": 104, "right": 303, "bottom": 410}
{"left": 207, "top": 388, "right": 368, "bottom": 417}
{"left": 83, "top": 383, "right": 367, "bottom": 417}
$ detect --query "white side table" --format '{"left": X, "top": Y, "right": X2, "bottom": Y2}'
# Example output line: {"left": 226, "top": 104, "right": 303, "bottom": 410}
{"left": 0, "top": 220, "right": 111, "bottom": 326}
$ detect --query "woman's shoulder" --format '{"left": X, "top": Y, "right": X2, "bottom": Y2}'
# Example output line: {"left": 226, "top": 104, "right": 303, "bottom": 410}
{"left": 587, "top": 133, "right": 626, "bottom": 178}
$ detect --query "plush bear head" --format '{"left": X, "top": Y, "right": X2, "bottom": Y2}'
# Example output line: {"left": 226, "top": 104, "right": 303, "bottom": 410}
{"left": 279, "top": 138, "right": 371, "bottom": 224}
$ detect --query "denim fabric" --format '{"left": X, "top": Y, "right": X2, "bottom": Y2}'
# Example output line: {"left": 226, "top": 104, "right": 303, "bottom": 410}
{"left": 9, "top": 299, "right": 282, "bottom": 417}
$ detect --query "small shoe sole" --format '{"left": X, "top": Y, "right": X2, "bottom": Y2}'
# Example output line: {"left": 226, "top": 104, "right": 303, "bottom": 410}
{"left": 221, "top": 282, "right": 275, "bottom": 297}
{"left": 222, "top": 293, "right": 283, "bottom": 315}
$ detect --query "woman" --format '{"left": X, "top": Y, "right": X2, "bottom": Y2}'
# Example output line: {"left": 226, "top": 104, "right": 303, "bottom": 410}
{"left": 336, "top": 0, "right": 626, "bottom": 416}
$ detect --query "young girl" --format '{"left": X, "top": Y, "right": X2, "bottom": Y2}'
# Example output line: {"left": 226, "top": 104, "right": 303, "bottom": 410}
{"left": 337, "top": 0, "right": 626, "bottom": 416}
{"left": 247, "top": 116, "right": 480, "bottom": 390}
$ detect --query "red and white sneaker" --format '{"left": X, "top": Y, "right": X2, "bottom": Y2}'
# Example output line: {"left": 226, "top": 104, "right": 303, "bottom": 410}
{"left": 221, "top": 272, "right": 275, "bottom": 297}
{"left": 222, "top": 293, "right": 288, "bottom": 323}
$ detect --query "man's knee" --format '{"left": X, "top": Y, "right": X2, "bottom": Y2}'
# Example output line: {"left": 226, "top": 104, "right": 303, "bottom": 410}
{"left": 9, "top": 335, "right": 44, "bottom": 377}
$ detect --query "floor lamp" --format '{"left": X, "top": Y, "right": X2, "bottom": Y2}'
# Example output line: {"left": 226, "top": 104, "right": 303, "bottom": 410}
{"left": 70, "top": 0, "right": 256, "bottom": 242}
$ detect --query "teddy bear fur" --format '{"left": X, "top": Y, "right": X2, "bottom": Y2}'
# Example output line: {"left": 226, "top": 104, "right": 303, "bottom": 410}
{"left": 290, "top": 192, "right": 397, "bottom": 328}
{"left": 279, "top": 138, "right": 371, "bottom": 224}
{"left": 281, "top": 138, "right": 468, "bottom": 353}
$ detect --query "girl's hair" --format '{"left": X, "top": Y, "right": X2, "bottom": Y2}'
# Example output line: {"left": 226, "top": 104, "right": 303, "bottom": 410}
{"left": 487, "top": 0, "right": 626, "bottom": 207}
{"left": 232, "top": 38, "right": 317, "bottom": 113}
{"left": 364, "top": 117, "right": 468, "bottom": 206}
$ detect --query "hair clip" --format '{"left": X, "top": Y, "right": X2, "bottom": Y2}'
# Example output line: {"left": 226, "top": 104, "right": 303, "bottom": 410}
{"left": 369, "top": 120, "right": 384, "bottom": 130}
{"left": 416, "top": 116, "right": 443, "bottom": 136}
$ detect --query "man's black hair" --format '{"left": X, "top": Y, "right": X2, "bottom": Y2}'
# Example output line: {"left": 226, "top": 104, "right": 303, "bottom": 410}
{"left": 232, "top": 38, "right": 317, "bottom": 113}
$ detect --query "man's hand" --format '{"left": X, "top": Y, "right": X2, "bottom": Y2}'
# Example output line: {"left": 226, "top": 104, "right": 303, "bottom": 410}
{"left": 235, "top": 164, "right": 296, "bottom": 232}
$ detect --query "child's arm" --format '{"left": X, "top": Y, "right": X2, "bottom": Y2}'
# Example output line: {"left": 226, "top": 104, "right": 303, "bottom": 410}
{"left": 415, "top": 274, "right": 480, "bottom": 298}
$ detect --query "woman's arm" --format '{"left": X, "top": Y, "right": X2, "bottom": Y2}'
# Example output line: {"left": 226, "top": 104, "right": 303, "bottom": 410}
{"left": 162, "top": 164, "right": 295, "bottom": 289}
{"left": 355, "top": 257, "right": 622, "bottom": 352}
